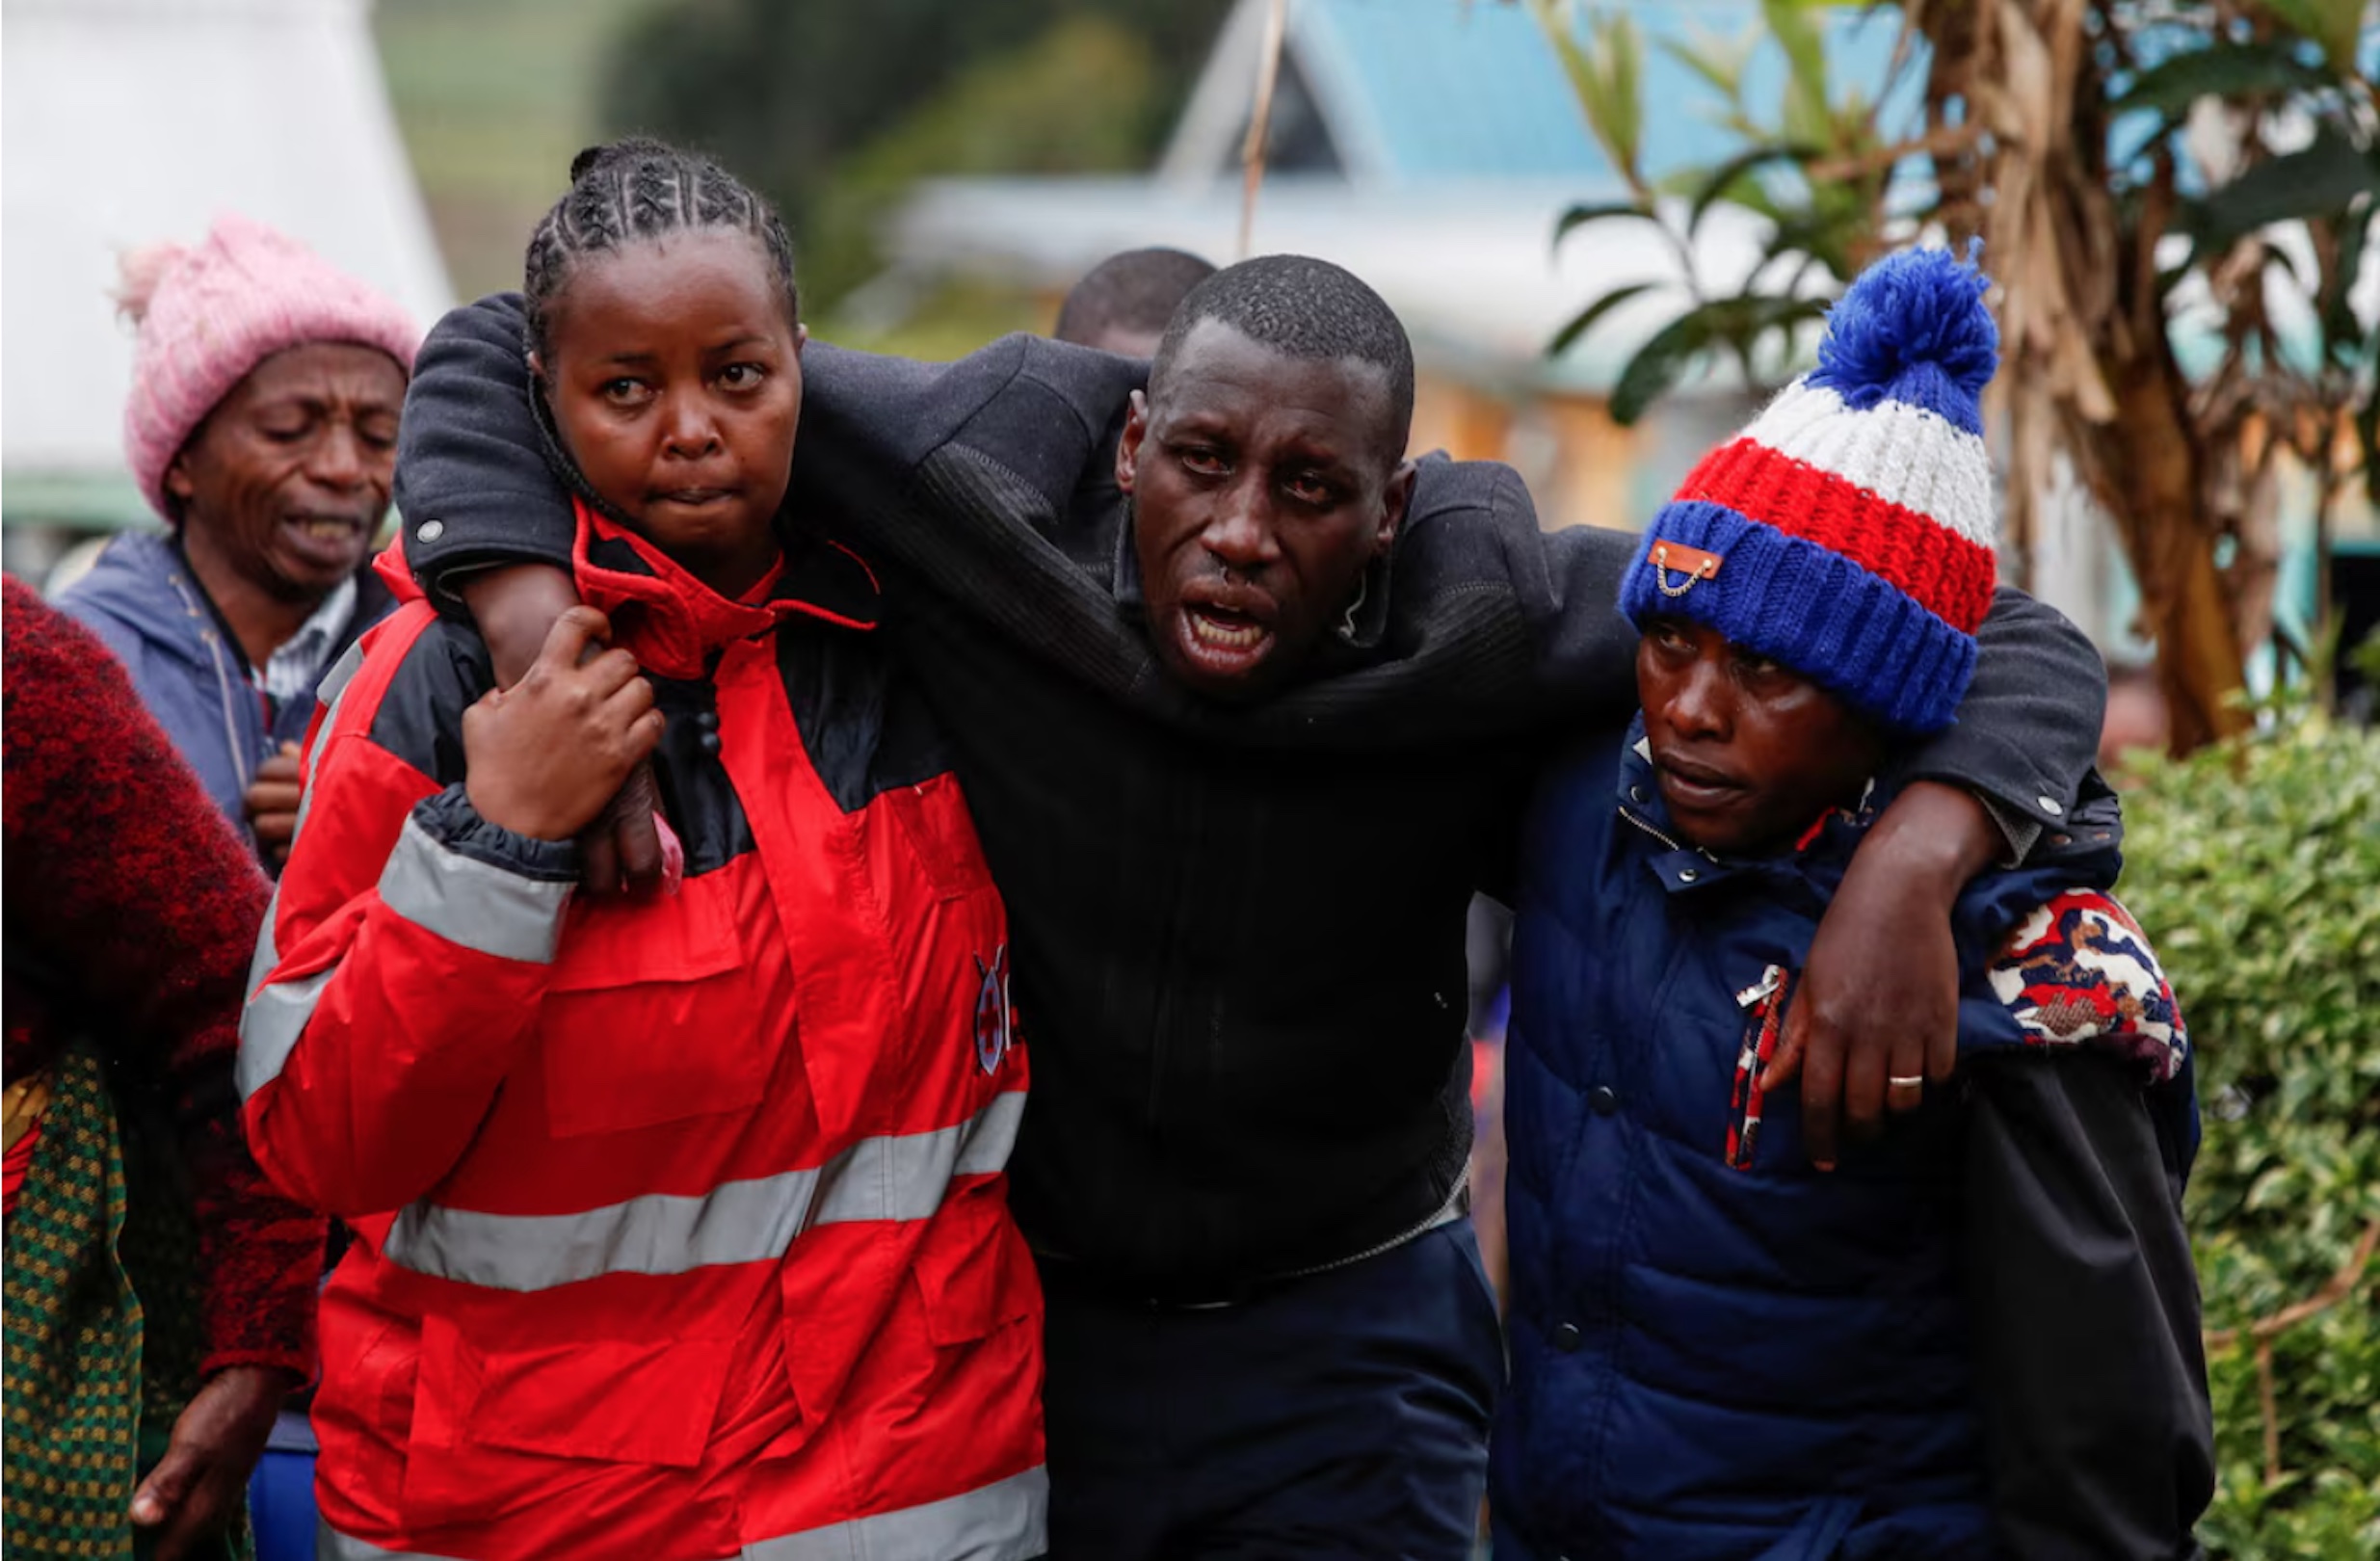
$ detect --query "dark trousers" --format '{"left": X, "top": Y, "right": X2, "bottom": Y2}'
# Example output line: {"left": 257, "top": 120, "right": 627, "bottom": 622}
{"left": 1038, "top": 1217, "right": 1504, "bottom": 1560}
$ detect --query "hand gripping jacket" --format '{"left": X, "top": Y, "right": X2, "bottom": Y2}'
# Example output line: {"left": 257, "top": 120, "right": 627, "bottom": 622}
{"left": 237, "top": 508, "right": 1044, "bottom": 1561}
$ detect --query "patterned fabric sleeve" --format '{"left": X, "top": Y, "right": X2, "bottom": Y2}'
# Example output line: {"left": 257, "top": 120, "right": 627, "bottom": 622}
{"left": 2, "top": 576, "right": 325, "bottom": 1378}
{"left": 1985, "top": 888, "right": 2188, "bottom": 1084}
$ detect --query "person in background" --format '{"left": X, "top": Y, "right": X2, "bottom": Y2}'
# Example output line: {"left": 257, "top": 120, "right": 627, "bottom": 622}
{"left": 57, "top": 215, "right": 415, "bottom": 870}
{"left": 1495, "top": 249, "right": 2211, "bottom": 1560}
{"left": 1051, "top": 246, "right": 1216, "bottom": 357}
{"left": 239, "top": 141, "right": 1042, "bottom": 1561}
{"left": 4, "top": 576, "right": 327, "bottom": 1560}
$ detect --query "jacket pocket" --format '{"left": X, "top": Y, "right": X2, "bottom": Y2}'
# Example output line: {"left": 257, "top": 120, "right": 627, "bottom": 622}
{"left": 539, "top": 883, "right": 763, "bottom": 1137}
{"left": 410, "top": 1311, "right": 734, "bottom": 1470}
{"left": 881, "top": 774, "right": 996, "bottom": 902}
{"left": 910, "top": 1177, "right": 1038, "bottom": 1346}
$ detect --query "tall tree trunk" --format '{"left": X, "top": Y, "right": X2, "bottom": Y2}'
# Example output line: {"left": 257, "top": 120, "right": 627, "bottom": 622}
{"left": 2102, "top": 157, "right": 2253, "bottom": 754}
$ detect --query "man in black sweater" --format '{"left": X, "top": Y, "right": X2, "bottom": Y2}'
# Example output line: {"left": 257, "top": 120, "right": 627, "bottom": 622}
{"left": 398, "top": 255, "right": 2108, "bottom": 1558}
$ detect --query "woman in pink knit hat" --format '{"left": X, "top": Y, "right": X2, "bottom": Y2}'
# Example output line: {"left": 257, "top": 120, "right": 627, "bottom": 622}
{"left": 57, "top": 214, "right": 420, "bottom": 875}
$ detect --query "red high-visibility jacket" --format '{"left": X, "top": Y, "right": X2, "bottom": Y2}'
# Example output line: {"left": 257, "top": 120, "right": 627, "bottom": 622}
{"left": 239, "top": 510, "right": 1043, "bottom": 1561}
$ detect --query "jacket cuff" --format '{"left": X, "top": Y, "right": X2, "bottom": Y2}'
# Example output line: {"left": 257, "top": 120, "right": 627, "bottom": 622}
{"left": 198, "top": 1347, "right": 313, "bottom": 1388}
{"left": 1978, "top": 792, "right": 2046, "bottom": 866}
{"left": 1905, "top": 742, "right": 2079, "bottom": 862}
{"left": 381, "top": 786, "right": 577, "bottom": 964}
{"left": 404, "top": 498, "right": 578, "bottom": 618}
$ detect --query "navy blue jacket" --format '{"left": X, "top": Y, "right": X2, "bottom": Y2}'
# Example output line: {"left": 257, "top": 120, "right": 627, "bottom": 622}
{"left": 1498, "top": 723, "right": 2208, "bottom": 1561}
{"left": 57, "top": 532, "right": 389, "bottom": 856}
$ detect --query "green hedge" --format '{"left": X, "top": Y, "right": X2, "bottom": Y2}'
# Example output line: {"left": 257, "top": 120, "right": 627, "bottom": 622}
{"left": 2120, "top": 685, "right": 2380, "bottom": 1560}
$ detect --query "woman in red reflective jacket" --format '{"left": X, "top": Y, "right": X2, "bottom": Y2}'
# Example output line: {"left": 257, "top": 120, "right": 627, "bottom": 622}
{"left": 237, "top": 140, "right": 1044, "bottom": 1561}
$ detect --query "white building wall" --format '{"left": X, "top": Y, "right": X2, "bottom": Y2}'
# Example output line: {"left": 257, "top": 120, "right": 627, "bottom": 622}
{"left": 3, "top": 0, "right": 450, "bottom": 496}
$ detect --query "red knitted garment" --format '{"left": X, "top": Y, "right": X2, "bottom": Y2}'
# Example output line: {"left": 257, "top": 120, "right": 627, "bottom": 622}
{"left": 3, "top": 574, "right": 322, "bottom": 1378}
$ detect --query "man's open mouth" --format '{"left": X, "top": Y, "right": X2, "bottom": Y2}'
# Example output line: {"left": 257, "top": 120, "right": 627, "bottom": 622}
{"left": 1185, "top": 602, "right": 1270, "bottom": 651}
{"left": 288, "top": 514, "right": 365, "bottom": 541}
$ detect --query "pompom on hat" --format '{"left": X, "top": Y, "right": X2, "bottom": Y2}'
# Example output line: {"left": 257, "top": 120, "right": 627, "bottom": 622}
{"left": 1618, "top": 245, "right": 2001, "bottom": 733}
{"left": 119, "top": 213, "right": 420, "bottom": 522}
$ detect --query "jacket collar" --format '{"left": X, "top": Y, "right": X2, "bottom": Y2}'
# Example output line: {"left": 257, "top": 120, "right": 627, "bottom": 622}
{"left": 523, "top": 381, "right": 879, "bottom": 676}
{"left": 82, "top": 530, "right": 383, "bottom": 686}
{"left": 569, "top": 500, "right": 878, "bottom": 680}
{"left": 70, "top": 532, "right": 214, "bottom": 672}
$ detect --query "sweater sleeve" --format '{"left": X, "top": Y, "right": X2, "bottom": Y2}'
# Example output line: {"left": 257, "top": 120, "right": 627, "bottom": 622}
{"left": 1907, "top": 586, "right": 2109, "bottom": 849}
{"left": 394, "top": 292, "right": 576, "bottom": 600}
{"left": 237, "top": 608, "right": 578, "bottom": 1219}
{"left": 0, "top": 578, "right": 325, "bottom": 1380}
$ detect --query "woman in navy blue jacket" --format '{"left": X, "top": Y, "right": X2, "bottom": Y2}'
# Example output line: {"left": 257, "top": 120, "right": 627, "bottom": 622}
{"left": 1495, "top": 249, "right": 2212, "bottom": 1561}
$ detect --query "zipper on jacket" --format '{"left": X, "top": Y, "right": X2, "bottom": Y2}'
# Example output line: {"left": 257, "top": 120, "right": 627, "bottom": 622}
{"left": 167, "top": 568, "right": 258, "bottom": 797}
{"left": 1726, "top": 965, "right": 1791, "bottom": 1170}
{"left": 1618, "top": 803, "right": 1728, "bottom": 866}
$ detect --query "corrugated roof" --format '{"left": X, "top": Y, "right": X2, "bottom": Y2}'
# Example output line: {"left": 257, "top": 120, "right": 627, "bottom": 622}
{"left": 1162, "top": 0, "right": 1917, "bottom": 186}
{"left": 1292, "top": 0, "right": 1601, "bottom": 180}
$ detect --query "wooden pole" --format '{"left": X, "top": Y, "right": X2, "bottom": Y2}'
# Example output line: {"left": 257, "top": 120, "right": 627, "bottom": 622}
{"left": 1239, "top": 0, "right": 1291, "bottom": 260}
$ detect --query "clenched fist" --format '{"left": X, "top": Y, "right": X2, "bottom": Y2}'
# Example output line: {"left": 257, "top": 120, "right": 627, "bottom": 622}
{"left": 244, "top": 742, "right": 304, "bottom": 867}
{"left": 463, "top": 607, "right": 665, "bottom": 841}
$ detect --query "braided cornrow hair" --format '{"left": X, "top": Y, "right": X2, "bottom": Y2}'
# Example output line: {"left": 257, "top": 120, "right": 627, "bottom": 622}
{"left": 523, "top": 137, "right": 799, "bottom": 359}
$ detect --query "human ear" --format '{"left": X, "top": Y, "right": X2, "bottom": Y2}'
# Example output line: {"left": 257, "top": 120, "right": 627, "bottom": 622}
{"left": 792, "top": 323, "right": 808, "bottom": 357}
{"left": 1374, "top": 459, "right": 1417, "bottom": 553}
{"left": 164, "top": 456, "right": 197, "bottom": 505}
{"left": 1116, "top": 390, "right": 1150, "bottom": 495}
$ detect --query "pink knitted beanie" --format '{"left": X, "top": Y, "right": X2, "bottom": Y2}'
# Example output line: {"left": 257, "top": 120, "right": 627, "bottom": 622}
{"left": 119, "top": 213, "right": 421, "bottom": 521}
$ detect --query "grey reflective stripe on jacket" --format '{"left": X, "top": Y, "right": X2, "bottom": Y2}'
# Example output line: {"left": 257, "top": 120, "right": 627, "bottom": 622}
{"left": 747, "top": 1466, "right": 1048, "bottom": 1561}
{"left": 383, "top": 1088, "right": 1027, "bottom": 1292}
{"left": 378, "top": 813, "right": 571, "bottom": 965}
{"left": 237, "top": 797, "right": 571, "bottom": 1100}
{"left": 317, "top": 1464, "right": 1049, "bottom": 1560}
{"left": 315, "top": 1525, "right": 467, "bottom": 1561}
{"left": 283, "top": 640, "right": 367, "bottom": 858}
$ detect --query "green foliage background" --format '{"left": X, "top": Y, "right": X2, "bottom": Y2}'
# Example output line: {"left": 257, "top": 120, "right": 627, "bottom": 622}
{"left": 598, "top": 0, "right": 1230, "bottom": 308}
{"left": 2121, "top": 680, "right": 2380, "bottom": 1559}
{"left": 376, "top": 0, "right": 662, "bottom": 300}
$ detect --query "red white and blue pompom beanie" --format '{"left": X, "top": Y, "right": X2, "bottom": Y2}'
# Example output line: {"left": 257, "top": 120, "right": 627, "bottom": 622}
{"left": 1619, "top": 246, "right": 2000, "bottom": 733}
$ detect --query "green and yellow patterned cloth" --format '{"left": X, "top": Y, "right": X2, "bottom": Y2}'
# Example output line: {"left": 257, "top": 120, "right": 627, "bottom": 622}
{"left": 3, "top": 1048, "right": 248, "bottom": 1559}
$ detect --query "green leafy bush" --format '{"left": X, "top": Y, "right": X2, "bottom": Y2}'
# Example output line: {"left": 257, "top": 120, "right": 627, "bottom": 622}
{"left": 2120, "top": 690, "right": 2380, "bottom": 1559}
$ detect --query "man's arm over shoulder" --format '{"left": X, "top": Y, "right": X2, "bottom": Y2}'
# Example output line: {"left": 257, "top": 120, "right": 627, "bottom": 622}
{"left": 793, "top": 332, "right": 1144, "bottom": 564}
{"left": 1369, "top": 456, "right": 1643, "bottom": 726}
{"left": 1911, "top": 587, "right": 2109, "bottom": 858}
{"left": 395, "top": 293, "right": 575, "bottom": 599}
{"left": 1529, "top": 515, "right": 1649, "bottom": 714}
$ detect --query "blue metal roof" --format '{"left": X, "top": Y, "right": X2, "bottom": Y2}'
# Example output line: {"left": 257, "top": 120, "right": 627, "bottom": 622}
{"left": 1291, "top": 0, "right": 1602, "bottom": 178}
{"left": 1283, "top": 0, "right": 1916, "bottom": 184}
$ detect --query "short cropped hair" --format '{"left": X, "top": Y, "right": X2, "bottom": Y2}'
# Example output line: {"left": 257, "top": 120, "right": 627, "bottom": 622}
{"left": 1150, "top": 254, "right": 1415, "bottom": 464}
{"left": 1053, "top": 247, "right": 1216, "bottom": 349}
